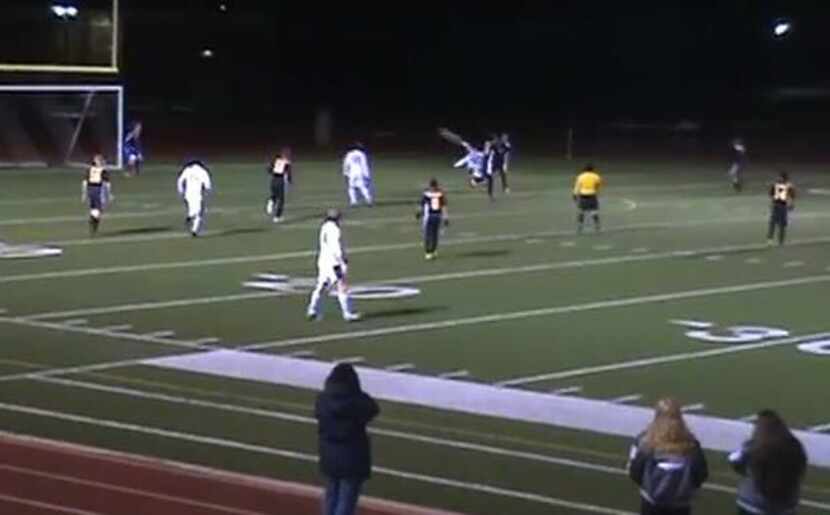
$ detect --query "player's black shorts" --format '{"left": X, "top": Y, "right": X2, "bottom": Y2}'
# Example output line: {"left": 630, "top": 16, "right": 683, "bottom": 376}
{"left": 770, "top": 203, "right": 789, "bottom": 226}
{"left": 87, "top": 185, "right": 103, "bottom": 210}
{"left": 270, "top": 176, "right": 285, "bottom": 198}
{"left": 578, "top": 194, "right": 599, "bottom": 211}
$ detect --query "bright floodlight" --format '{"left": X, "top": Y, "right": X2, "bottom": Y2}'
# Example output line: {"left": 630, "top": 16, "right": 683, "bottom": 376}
{"left": 219, "top": 3, "right": 228, "bottom": 11}
{"left": 51, "top": 4, "right": 78, "bottom": 19}
{"left": 201, "top": 48, "right": 214, "bottom": 59}
{"left": 773, "top": 20, "right": 791, "bottom": 37}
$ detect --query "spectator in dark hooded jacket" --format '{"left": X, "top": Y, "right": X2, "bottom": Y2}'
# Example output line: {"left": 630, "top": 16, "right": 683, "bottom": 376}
{"left": 315, "top": 363, "right": 379, "bottom": 515}
{"left": 730, "top": 410, "right": 807, "bottom": 515}
{"left": 628, "top": 398, "right": 709, "bottom": 515}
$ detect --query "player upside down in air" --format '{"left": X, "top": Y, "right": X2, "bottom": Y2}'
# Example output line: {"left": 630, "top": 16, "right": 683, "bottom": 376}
{"left": 415, "top": 178, "right": 449, "bottom": 260}
{"left": 767, "top": 171, "right": 795, "bottom": 246}
{"left": 81, "top": 154, "right": 112, "bottom": 236}
{"left": 265, "top": 147, "right": 292, "bottom": 223}
{"left": 573, "top": 163, "right": 603, "bottom": 234}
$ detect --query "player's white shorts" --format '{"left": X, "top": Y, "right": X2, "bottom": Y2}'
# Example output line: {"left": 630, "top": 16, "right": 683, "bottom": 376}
{"left": 315, "top": 263, "right": 344, "bottom": 290}
{"left": 185, "top": 196, "right": 203, "bottom": 218}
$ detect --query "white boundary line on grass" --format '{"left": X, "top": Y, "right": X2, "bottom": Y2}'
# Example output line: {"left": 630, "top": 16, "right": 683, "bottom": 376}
{"left": 0, "top": 493, "right": 104, "bottom": 515}
{"left": 240, "top": 274, "right": 830, "bottom": 351}
{"left": 17, "top": 235, "right": 830, "bottom": 321}
{"left": 31, "top": 376, "right": 830, "bottom": 511}
{"left": 0, "top": 401, "right": 636, "bottom": 515}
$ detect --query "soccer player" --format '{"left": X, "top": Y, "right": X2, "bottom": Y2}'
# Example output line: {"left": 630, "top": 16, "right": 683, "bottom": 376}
{"left": 728, "top": 138, "right": 747, "bottom": 193}
{"left": 306, "top": 209, "right": 361, "bottom": 322}
{"left": 176, "top": 160, "right": 213, "bottom": 237}
{"left": 342, "top": 143, "right": 373, "bottom": 207}
{"left": 81, "top": 154, "right": 112, "bottom": 236}
{"left": 265, "top": 147, "right": 292, "bottom": 223}
{"left": 415, "top": 178, "right": 449, "bottom": 260}
{"left": 573, "top": 163, "right": 603, "bottom": 233}
{"left": 485, "top": 133, "right": 512, "bottom": 195}
{"left": 453, "top": 141, "right": 487, "bottom": 188}
{"left": 123, "top": 122, "right": 144, "bottom": 177}
{"left": 767, "top": 171, "right": 795, "bottom": 246}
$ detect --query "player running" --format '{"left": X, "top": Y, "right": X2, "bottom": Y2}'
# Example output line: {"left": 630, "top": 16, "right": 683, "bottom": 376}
{"left": 81, "top": 154, "right": 112, "bottom": 236}
{"left": 485, "top": 133, "right": 512, "bottom": 196}
{"left": 767, "top": 171, "right": 795, "bottom": 246}
{"left": 123, "top": 122, "right": 144, "bottom": 177}
{"left": 265, "top": 147, "right": 292, "bottom": 223}
{"left": 176, "top": 160, "right": 213, "bottom": 237}
{"left": 573, "top": 163, "right": 603, "bottom": 234}
{"left": 342, "top": 143, "right": 373, "bottom": 207}
{"left": 306, "top": 209, "right": 361, "bottom": 322}
{"left": 728, "top": 138, "right": 747, "bottom": 193}
{"left": 415, "top": 178, "right": 449, "bottom": 260}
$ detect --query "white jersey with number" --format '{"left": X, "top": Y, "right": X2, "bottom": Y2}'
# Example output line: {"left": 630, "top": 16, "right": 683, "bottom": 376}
{"left": 177, "top": 163, "right": 212, "bottom": 200}
{"left": 317, "top": 219, "right": 346, "bottom": 272}
{"left": 342, "top": 149, "right": 370, "bottom": 186}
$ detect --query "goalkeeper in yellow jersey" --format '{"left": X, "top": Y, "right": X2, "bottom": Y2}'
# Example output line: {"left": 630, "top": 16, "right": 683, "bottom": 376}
{"left": 572, "top": 163, "right": 602, "bottom": 233}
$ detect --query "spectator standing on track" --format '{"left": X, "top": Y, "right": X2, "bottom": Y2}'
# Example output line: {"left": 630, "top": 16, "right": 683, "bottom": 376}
{"left": 729, "top": 410, "right": 807, "bottom": 515}
{"left": 627, "top": 398, "right": 709, "bottom": 515}
{"left": 315, "top": 363, "right": 379, "bottom": 515}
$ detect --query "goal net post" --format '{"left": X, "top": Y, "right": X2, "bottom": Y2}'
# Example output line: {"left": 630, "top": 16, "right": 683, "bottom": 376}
{"left": 0, "top": 85, "right": 123, "bottom": 169}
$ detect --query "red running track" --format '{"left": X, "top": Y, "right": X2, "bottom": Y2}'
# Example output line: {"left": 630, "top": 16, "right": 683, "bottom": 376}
{"left": 0, "top": 432, "right": 460, "bottom": 515}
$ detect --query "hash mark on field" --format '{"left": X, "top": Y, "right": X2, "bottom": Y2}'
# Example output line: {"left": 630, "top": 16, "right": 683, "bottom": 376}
{"left": 438, "top": 370, "right": 471, "bottom": 380}
{"left": 62, "top": 319, "right": 88, "bottom": 326}
{"left": 550, "top": 386, "right": 583, "bottom": 396}
{"left": 607, "top": 394, "right": 642, "bottom": 404}
{"left": 560, "top": 241, "right": 576, "bottom": 247}
{"left": 334, "top": 356, "right": 365, "bottom": 365}
{"left": 669, "top": 319, "right": 713, "bottom": 329}
{"left": 192, "top": 337, "right": 220, "bottom": 346}
{"left": 631, "top": 248, "right": 649, "bottom": 254}
{"left": 704, "top": 255, "right": 724, "bottom": 262}
{"left": 100, "top": 324, "right": 132, "bottom": 332}
{"left": 783, "top": 261, "right": 805, "bottom": 268}
{"left": 285, "top": 350, "right": 316, "bottom": 358}
{"left": 745, "top": 257, "right": 763, "bottom": 264}
{"left": 144, "top": 330, "right": 175, "bottom": 338}
{"left": 525, "top": 238, "right": 543, "bottom": 244}
{"left": 808, "top": 423, "right": 830, "bottom": 433}
{"left": 592, "top": 245, "right": 613, "bottom": 251}
{"left": 386, "top": 363, "right": 415, "bottom": 372}
{"left": 682, "top": 403, "right": 706, "bottom": 413}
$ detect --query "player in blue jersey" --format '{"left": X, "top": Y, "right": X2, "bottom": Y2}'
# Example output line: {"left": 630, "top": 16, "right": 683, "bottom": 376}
{"left": 123, "top": 122, "right": 144, "bottom": 177}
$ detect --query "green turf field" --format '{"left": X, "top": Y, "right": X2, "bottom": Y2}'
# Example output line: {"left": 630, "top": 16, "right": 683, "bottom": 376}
{"left": 1, "top": 156, "right": 829, "bottom": 514}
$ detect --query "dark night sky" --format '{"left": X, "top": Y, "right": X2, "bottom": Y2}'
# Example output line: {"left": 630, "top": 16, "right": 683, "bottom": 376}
{"left": 8, "top": 1, "right": 829, "bottom": 125}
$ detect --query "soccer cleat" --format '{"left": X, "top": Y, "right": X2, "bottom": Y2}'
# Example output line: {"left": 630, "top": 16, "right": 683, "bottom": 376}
{"left": 504, "top": 187, "right": 511, "bottom": 194}
{"left": 307, "top": 311, "right": 321, "bottom": 322}
{"left": 343, "top": 312, "right": 362, "bottom": 322}
{"left": 425, "top": 252, "right": 435, "bottom": 260}
{"left": 273, "top": 216, "right": 283, "bottom": 223}
{"left": 766, "top": 239, "right": 774, "bottom": 247}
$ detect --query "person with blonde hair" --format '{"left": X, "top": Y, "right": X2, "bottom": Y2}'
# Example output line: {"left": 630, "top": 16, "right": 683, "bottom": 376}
{"left": 729, "top": 410, "right": 807, "bottom": 515}
{"left": 627, "top": 398, "right": 709, "bottom": 515}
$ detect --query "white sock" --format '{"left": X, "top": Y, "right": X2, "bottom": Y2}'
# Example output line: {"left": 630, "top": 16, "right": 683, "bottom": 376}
{"left": 348, "top": 187, "right": 358, "bottom": 206}
{"left": 337, "top": 290, "right": 352, "bottom": 316}
{"left": 307, "top": 286, "right": 323, "bottom": 315}
{"left": 192, "top": 215, "right": 202, "bottom": 233}
{"left": 266, "top": 199, "right": 274, "bottom": 214}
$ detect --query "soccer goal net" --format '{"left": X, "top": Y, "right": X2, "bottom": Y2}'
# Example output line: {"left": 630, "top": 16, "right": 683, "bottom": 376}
{"left": 0, "top": 85, "right": 123, "bottom": 169}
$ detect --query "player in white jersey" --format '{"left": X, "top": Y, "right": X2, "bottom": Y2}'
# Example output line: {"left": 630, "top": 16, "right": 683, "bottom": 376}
{"left": 342, "top": 143, "right": 373, "bottom": 207}
{"left": 306, "top": 209, "right": 361, "bottom": 322}
{"left": 176, "top": 160, "right": 213, "bottom": 237}
{"left": 453, "top": 141, "right": 486, "bottom": 186}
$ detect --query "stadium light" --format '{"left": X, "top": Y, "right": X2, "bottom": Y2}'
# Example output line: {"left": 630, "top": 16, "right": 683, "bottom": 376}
{"left": 201, "top": 48, "right": 215, "bottom": 59}
{"left": 51, "top": 4, "right": 79, "bottom": 19}
{"left": 219, "top": 3, "right": 228, "bottom": 12}
{"left": 773, "top": 19, "right": 792, "bottom": 38}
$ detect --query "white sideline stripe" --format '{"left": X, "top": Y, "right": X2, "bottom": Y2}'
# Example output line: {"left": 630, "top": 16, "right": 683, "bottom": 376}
{"left": 24, "top": 234, "right": 830, "bottom": 320}
{"left": 783, "top": 261, "right": 806, "bottom": 268}
{"left": 0, "top": 465, "right": 270, "bottom": 515}
{"left": 607, "top": 394, "right": 642, "bottom": 404}
{"left": 550, "top": 386, "right": 583, "bottom": 395}
{"left": 495, "top": 332, "right": 830, "bottom": 387}
{"left": 333, "top": 356, "right": 365, "bottom": 365}
{"left": 23, "top": 292, "right": 279, "bottom": 320}
{"left": 99, "top": 324, "right": 132, "bottom": 332}
{"left": 243, "top": 275, "right": 830, "bottom": 352}
{"left": 682, "top": 403, "right": 706, "bottom": 413}
{"left": 0, "top": 400, "right": 637, "bottom": 515}
{"left": 285, "top": 350, "right": 316, "bottom": 358}
{"left": 808, "top": 423, "right": 830, "bottom": 433}
{"left": 437, "top": 370, "right": 470, "bottom": 379}
{"left": 6, "top": 226, "right": 830, "bottom": 284}
{"left": 0, "top": 493, "right": 103, "bottom": 515}
{"left": 61, "top": 319, "right": 88, "bottom": 326}
{"left": 144, "top": 330, "right": 176, "bottom": 338}
{"left": 30, "top": 377, "right": 830, "bottom": 511}
{"left": 141, "top": 349, "right": 830, "bottom": 468}
{"left": 386, "top": 363, "right": 415, "bottom": 372}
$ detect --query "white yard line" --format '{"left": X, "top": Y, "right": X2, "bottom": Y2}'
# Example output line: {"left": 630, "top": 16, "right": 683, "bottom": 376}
{"left": 0, "top": 400, "right": 637, "bottom": 515}
{"left": 495, "top": 332, "right": 830, "bottom": 387}
{"left": 0, "top": 465, "right": 270, "bottom": 515}
{"left": 0, "top": 493, "right": 104, "bottom": 515}
{"left": 607, "top": 394, "right": 642, "bottom": 404}
{"left": 682, "top": 403, "right": 706, "bottom": 413}
{"left": 285, "top": 350, "right": 316, "bottom": 358}
{"left": 386, "top": 363, "right": 416, "bottom": 372}
{"left": 20, "top": 236, "right": 830, "bottom": 321}
{"left": 437, "top": 370, "right": 471, "bottom": 380}
{"left": 242, "top": 275, "right": 830, "bottom": 352}
{"left": 61, "top": 319, "right": 88, "bottom": 326}
{"left": 28, "top": 377, "right": 830, "bottom": 510}
{"left": 333, "top": 356, "right": 365, "bottom": 365}
{"left": 144, "top": 330, "right": 176, "bottom": 338}
{"left": 99, "top": 324, "right": 132, "bottom": 332}
{"left": 809, "top": 423, "right": 830, "bottom": 433}
{"left": 550, "top": 386, "right": 583, "bottom": 395}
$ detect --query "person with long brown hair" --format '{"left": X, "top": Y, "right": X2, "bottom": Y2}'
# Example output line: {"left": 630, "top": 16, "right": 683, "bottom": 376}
{"left": 627, "top": 398, "right": 709, "bottom": 515}
{"left": 729, "top": 410, "right": 807, "bottom": 515}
